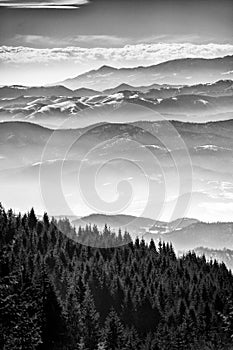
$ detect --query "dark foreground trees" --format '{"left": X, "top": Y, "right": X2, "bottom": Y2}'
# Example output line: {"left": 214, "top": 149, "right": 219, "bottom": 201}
{"left": 0, "top": 204, "right": 233, "bottom": 349}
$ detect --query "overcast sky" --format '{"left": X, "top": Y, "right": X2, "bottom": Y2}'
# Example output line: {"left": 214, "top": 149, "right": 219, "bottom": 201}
{"left": 0, "top": 0, "right": 232, "bottom": 85}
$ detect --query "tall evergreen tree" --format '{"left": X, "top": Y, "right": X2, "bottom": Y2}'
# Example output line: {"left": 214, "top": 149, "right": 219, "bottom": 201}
{"left": 102, "top": 309, "right": 124, "bottom": 350}
{"left": 80, "top": 287, "right": 100, "bottom": 350}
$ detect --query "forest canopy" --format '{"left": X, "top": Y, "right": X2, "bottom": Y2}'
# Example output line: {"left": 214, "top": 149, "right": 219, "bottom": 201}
{"left": 0, "top": 204, "right": 233, "bottom": 349}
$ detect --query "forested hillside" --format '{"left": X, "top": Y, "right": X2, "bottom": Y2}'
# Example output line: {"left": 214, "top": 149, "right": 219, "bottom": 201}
{"left": 0, "top": 204, "right": 233, "bottom": 349}
{"left": 194, "top": 247, "right": 233, "bottom": 272}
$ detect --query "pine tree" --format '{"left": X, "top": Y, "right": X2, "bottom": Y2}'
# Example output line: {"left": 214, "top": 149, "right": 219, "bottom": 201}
{"left": 38, "top": 271, "right": 66, "bottom": 350}
{"left": 66, "top": 287, "right": 83, "bottom": 349}
{"left": 80, "top": 286, "right": 100, "bottom": 350}
{"left": 28, "top": 208, "right": 37, "bottom": 230}
{"left": 102, "top": 309, "right": 124, "bottom": 350}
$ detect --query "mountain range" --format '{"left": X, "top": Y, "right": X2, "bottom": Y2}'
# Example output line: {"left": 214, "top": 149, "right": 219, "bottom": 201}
{"left": 57, "top": 56, "right": 233, "bottom": 90}
{"left": 0, "top": 80, "right": 232, "bottom": 128}
{"left": 0, "top": 85, "right": 100, "bottom": 99}
{"left": 72, "top": 213, "right": 156, "bottom": 235}
{"left": 1, "top": 119, "right": 233, "bottom": 221}
{"left": 1, "top": 54, "right": 233, "bottom": 260}
{"left": 72, "top": 213, "right": 233, "bottom": 270}
{"left": 1, "top": 79, "right": 232, "bottom": 99}
{"left": 144, "top": 221, "right": 233, "bottom": 251}
{"left": 72, "top": 213, "right": 199, "bottom": 237}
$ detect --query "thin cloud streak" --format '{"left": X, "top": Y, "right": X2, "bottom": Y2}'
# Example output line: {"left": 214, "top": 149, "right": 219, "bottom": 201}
{"left": 0, "top": 0, "right": 88, "bottom": 8}
{"left": 7, "top": 34, "right": 231, "bottom": 49}
{"left": 10, "top": 34, "right": 127, "bottom": 48}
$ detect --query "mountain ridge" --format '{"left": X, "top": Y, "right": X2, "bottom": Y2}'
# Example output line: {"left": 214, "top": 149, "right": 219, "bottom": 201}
{"left": 1, "top": 79, "right": 232, "bottom": 128}
{"left": 1, "top": 118, "right": 233, "bottom": 222}
{"left": 57, "top": 55, "right": 233, "bottom": 90}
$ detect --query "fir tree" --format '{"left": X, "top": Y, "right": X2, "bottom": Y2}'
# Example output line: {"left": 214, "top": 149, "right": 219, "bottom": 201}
{"left": 102, "top": 309, "right": 124, "bottom": 350}
{"left": 80, "top": 287, "right": 100, "bottom": 350}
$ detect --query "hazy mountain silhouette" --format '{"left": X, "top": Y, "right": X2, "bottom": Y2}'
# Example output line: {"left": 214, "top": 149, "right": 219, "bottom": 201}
{"left": 57, "top": 56, "right": 233, "bottom": 90}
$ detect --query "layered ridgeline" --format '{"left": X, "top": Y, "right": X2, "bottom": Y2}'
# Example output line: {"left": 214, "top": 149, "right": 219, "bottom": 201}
{"left": 46, "top": 214, "right": 233, "bottom": 271}
{"left": 0, "top": 205, "right": 233, "bottom": 349}
{"left": 1, "top": 119, "right": 233, "bottom": 222}
{"left": 1, "top": 56, "right": 232, "bottom": 130}
{"left": 0, "top": 80, "right": 233, "bottom": 128}
{"left": 72, "top": 214, "right": 233, "bottom": 270}
{"left": 57, "top": 56, "right": 233, "bottom": 90}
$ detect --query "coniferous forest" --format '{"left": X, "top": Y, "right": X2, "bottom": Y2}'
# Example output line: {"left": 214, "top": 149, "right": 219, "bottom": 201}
{"left": 1, "top": 204, "right": 233, "bottom": 350}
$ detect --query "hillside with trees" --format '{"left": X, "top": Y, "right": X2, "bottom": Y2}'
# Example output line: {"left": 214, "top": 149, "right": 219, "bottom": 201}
{"left": 0, "top": 204, "right": 233, "bottom": 349}
{"left": 194, "top": 247, "right": 233, "bottom": 272}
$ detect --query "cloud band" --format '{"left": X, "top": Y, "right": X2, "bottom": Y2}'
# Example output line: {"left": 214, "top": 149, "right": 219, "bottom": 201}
{"left": 1, "top": 43, "right": 233, "bottom": 65}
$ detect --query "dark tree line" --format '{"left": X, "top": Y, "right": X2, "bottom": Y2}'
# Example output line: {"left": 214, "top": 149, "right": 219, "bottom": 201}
{"left": 0, "top": 204, "right": 233, "bottom": 349}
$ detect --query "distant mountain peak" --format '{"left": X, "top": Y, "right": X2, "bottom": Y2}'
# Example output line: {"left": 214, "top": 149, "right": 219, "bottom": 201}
{"left": 98, "top": 65, "right": 116, "bottom": 72}
{"left": 117, "top": 83, "right": 135, "bottom": 89}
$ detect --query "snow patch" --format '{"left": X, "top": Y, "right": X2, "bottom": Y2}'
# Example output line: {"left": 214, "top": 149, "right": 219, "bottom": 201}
{"left": 141, "top": 145, "right": 165, "bottom": 151}
{"left": 195, "top": 145, "right": 219, "bottom": 152}
{"left": 197, "top": 99, "right": 209, "bottom": 105}
{"left": 195, "top": 144, "right": 232, "bottom": 152}
{"left": 221, "top": 70, "right": 233, "bottom": 75}
{"left": 103, "top": 93, "right": 124, "bottom": 101}
{"left": 39, "top": 101, "right": 77, "bottom": 113}
{"left": 129, "top": 94, "right": 139, "bottom": 99}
